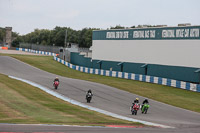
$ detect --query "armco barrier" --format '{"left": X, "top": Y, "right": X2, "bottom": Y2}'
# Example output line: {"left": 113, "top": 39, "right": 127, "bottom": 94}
{"left": 17, "top": 48, "right": 200, "bottom": 92}
{"left": 17, "top": 48, "right": 57, "bottom": 56}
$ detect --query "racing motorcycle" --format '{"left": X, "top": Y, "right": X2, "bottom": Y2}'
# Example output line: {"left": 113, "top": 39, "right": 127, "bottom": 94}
{"left": 53, "top": 81, "right": 59, "bottom": 89}
{"left": 131, "top": 103, "right": 140, "bottom": 115}
{"left": 86, "top": 93, "right": 93, "bottom": 103}
{"left": 141, "top": 103, "right": 150, "bottom": 114}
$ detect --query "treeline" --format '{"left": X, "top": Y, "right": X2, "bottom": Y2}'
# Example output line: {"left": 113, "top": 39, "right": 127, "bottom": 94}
{"left": 0, "top": 25, "right": 136, "bottom": 48}
{"left": 0, "top": 26, "right": 99, "bottom": 48}
{"left": 13, "top": 26, "right": 100, "bottom": 48}
{"left": 0, "top": 28, "right": 5, "bottom": 44}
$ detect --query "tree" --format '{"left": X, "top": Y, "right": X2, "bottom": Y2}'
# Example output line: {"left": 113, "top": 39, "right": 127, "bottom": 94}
{"left": 130, "top": 25, "right": 136, "bottom": 28}
{"left": 78, "top": 28, "right": 99, "bottom": 48}
{"left": 0, "top": 28, "right": 5, "bottom": 44}
{"left": 12, "top": 26, "right": 101, "bottom": 48}
{"left": 110, "top": 25, "right": 125, "bottom": 29}
{"left": 12, "top": 36, "right": 22, "bottom": 47}
{"left": 51, "top": 26, "right": 66, "bottom": 46}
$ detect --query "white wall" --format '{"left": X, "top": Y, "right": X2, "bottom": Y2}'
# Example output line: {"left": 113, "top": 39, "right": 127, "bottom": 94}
{"left": 92, "top": 40, "right": 200, "bottom": 68}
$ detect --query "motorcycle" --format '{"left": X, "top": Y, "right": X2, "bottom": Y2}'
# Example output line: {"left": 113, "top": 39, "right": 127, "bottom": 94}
{"left": 131, "top": 103, "right": 140, "bottom": 115}
{"left": 141, "top": 103, "right": 150, "bottom": 114}
{"left": 86, "top": 93, "right": 92, "bottom": 103}
{"left": 53, "top": 81, "right": 59, "bottom": 89}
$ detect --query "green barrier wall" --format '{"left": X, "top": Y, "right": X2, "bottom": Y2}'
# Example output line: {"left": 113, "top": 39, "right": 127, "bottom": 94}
{"left": 147, "top": 64, "right": 199, "bottom": 83}
{"left": 124, "top": 62, "right": 145, "bottom": 75}
{"left": 70, "top": 52, "right": 199, "bottom": 83}
{"left": 70, "top": 53, "right": 92, "bottom": 68}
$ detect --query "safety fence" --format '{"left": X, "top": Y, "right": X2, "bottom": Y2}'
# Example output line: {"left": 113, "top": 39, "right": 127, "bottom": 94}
{"left": 16, "top": 48, "right": 57, "bottom": 56}
{"left": 19, "top": 43, "right": 60, "bottom": 54}
{"left": 16, "top": 48, "right": 200, "bottom": 92}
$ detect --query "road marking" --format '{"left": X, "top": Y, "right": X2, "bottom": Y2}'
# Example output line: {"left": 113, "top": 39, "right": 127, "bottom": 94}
{"left": 9, "top": 75, "right": 174, "bottom": 129}
{"left": 106, "top": 125, "right": 144, "bottom": 128}
{"left": 0, "top": 132, "right": 65, "bottom": 133}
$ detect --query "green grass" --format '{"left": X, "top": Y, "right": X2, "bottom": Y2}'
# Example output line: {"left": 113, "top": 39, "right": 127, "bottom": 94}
{"left": 0, "top": 73, "right": 139, "bottom": 126}
{"left": 2, "top": 54, "right": 200, "bottom": 113}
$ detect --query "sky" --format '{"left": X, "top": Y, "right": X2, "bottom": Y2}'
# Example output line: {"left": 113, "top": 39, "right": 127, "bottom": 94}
{"left": 0, "top": 0, "right": 200, "bottom": 35}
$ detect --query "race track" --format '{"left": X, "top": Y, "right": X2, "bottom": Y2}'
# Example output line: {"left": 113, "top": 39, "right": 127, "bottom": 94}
{"left": 0, "top": 55, "right": 200, "bottom": 132}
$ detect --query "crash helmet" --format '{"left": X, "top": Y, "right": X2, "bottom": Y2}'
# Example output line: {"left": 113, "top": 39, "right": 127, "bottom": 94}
{"left": 136, "top": 98, "right": 139, "bottom": 100}
{"left": 56, "top": 77, "right": 58, "bottom": 79}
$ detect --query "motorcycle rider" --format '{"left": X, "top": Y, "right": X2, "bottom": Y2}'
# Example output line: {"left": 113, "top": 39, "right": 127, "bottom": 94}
{"left": 131, "top": 98, "right": 140, "bottom": 114}
{"left": 86, "top": 89, "right": 93, "bottom": 101}
{"left": 141, "top": 98, "right": 149, "bottom": 110}
{"left": 54, "top": 77, "right": 59, "bottom": 82}
{"left": 53, "top": 77, "right": 59, "bottom": 85}
{"left": 142, "top": 98, "right": 149, "bottom": 104}
{"left": 86, "top": 89, "right": 93, "bottom": 97}
{"left": 132, "top": 98, "right": 139, "bottom": 106}
{"left": 134, "top": 98, "right": 139, "bottom": 104}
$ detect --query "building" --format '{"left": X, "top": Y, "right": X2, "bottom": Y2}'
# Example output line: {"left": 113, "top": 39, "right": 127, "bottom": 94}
{"left": 5, "top": 27, "right": 12, "bottom": 48}
{"left": 89, "top": 24, "right": 200, "bottom": 83}
{"left": 92, "top": 25, "right": 200, "bottom": 68}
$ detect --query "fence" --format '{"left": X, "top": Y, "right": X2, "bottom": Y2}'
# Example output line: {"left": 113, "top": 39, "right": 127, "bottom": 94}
{"left": 16, "top": 48, "right": 57, "bottom": 56}
{"left": 19, "top": 43, "right": 60, "bottom": 54}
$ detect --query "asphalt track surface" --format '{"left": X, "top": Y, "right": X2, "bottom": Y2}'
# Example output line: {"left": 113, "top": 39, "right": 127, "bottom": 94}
{"left": 0, "top": 55, "right": 200, "bottom": 132}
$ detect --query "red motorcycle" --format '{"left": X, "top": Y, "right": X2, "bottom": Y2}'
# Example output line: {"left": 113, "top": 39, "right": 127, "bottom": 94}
{"left": 53, "top": 81, "right": 59, "bottom": 89}
{"left": 131, "top": 103, "right": 140, "bottom": 115}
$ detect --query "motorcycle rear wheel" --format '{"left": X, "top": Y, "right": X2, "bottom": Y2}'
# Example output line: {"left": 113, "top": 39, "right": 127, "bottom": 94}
{"left": 145, "top": 108, "right": 148, "bottom": 114}
{"left": 135, "top": 110, "right": 137, "bottom": 115}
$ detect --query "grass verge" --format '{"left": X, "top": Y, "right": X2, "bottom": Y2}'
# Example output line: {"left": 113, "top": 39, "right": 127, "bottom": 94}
{"left": 2, "top": 54, "right": 200, "bottom": 113}
{"left": 0, "top": 73, "right": 140, "bottom": 126}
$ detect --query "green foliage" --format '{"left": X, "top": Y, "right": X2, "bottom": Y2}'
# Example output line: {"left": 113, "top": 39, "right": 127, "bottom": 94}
{"left": 19, "top": 26, "right": 99, "bottom": 48}
{"left": 0, "top": 28, "right": 6, "bottom": 44}
{"left": 110, "top": 25, "right": 125, "bottom": 29}
{"left": 1, "top": 25, "right": 127, "bottom": 48}
{"left": 78, "top": 28, "right": 93, "bottom": 48}
{"left": 12, "top": 36, "right": 22, "bottom": 47}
